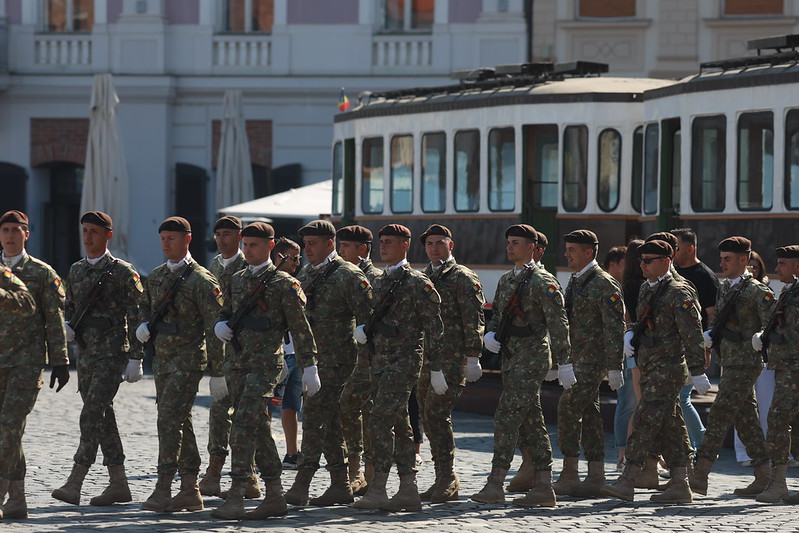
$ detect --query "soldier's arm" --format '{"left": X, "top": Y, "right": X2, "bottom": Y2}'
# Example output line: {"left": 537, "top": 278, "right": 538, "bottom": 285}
{"left": 283, "top": 278, "right": 318, "bottom": 368}
{"left": 536, "top": 280, "right": 571, "bottom": 365}
{"left": 124, "top": 265, "right": 145, "bottom": 356}
{"left": 348, "top": 268, "right": 373, "bottom": 326}
{"left": 64, "top": 264, "right": 77, "bottom": 322}
{"left": 198, "top": 275, "right": 226, "bottom": 377}
{"left": 753, "top": 284, "right": 776, "bottom": 329}
{"left": 0, "top": 269, "right": 35, "bottom": 315}
{"left": 420, "top": 277, "right": 445, "bottom": 371}
{"left": 486, "top": 275, "right": 507, "bottom": 333}
{"left": 42, "top": 268, "right": 69, "bottom": 366}
{"left": 674, "top": 287, "right": 706, "bottom": 374}
{"left": 600, "top": 278, "right": 625, "bottom": 371}
{"left": 456, "top": 269, "right": 486, "bottom": 355}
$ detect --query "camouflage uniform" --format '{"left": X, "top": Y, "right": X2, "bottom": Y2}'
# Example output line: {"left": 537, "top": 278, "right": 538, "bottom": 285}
{"left": 140, "top": 257, "right": 224, "bottom": 477}
{"left": 558, "top": 262, "right": 624, "bottom": 462}
{"left": 66, "top": 254, "right": 143, "bottom": 468}
{"left": 697, "top": 271, "right": 774, "bottom": 465}
{"left": 218, "top": 263, "right": 317, "bottom": 482}
{"left": 0, "top": 254, "right": 67, "bottom": 480}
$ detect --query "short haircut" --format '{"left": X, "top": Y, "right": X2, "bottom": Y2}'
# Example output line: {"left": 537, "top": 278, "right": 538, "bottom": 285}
{"left": 274, "top": 237, "right": 300, "bottom": 257}
{"left": 670, "top": 227, "right": 697, "bottom": 246}
{"left": 603, "top": 246, "right": 626, "bottom": 270}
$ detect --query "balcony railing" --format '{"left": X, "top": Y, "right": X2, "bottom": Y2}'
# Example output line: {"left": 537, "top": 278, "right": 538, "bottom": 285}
{"left": 213, "top": 35, "right": 272, "bottom": 69}
{"left": 373, "top": 34, "right": 432, "bottom": 68}
{"left": 35, "top": 34, "right": 92, "bottom": 66}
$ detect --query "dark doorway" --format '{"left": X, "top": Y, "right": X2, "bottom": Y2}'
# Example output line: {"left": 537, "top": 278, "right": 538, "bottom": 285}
{"left": 0, "top": 163, "right": 28, "bottom": 216}
{"left": 44, "top": 163, "right": 83, "bottom": 277}
{"left": 175, "top": 163, "right": 209, "bottom": 264}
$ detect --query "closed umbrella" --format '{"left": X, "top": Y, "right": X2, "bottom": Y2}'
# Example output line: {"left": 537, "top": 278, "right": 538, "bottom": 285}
{"left": 216, "top": 90, "right": 254, "bottom": 210}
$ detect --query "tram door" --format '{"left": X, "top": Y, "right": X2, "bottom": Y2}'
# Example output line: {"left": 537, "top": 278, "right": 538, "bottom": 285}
{"left": 659, "top": 118, "right": 682, "bottom": 231}
{"left": 522, "top": 124, "right": 559, "bottom": 271}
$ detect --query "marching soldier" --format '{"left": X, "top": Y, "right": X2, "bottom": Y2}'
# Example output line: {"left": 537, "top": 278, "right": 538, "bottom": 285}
{"left": 416, "top": 224, "right": 485, "bottom": 503}
{"left": 211, "top": 222, "right": 318, "bottom": 520}
{"left": 52, "top": 212, "right": 143, "bottom": 507}
{"left": 0, "top": 209, "right": 68, "bottom": 519}
{"left": 137, "top": 217, "right": 227, "bottom": 513}
{"left": 284, "top": 220, "right": 372, "bottom": 507}
{"left": 472, "top": 224, "right": 571, "bottom": 507}
{"left": 552, "top": 230, "right": 625, "bottom": 498}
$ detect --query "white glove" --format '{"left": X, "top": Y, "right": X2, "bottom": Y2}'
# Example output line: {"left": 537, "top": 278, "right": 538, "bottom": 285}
{"left": 209, "top": 376, "right": 229, "bottom": 401}
{"left": 608, "top": 370, "right": 624, "bottom": 391}
{"left": 430, "top": 370, "right": 448, "bottom": 395}
{"left": 465, "top": 357, "right": 483, "bottom": 382}
{"left": 483, "top": 331, "right": 501, "bottom": 354}
{"left": 353, "top": 325, "right": 368, "bottom": 345}
{"left": 135, "top": 322, "right": 150, "bottom": 344}
{"left": 558, "top": 364, "right": 577, "bottom": 390}
{"left": 302, "top": 365, "right": 322, "bottom": 397}
{"left": 752, "top": 331, "right": 763, "bottom": 351}
{"left": 65, "top": 323, "right": 76, "bottom": 343}
{"left": 691, "top": 373, "right": 711, "bottom": 395}
{"left": 623, "top": 330, "right": 635, "bottom": 358}
{"left": 703, "top": 329, "right": 713, "bottom": 349}
{"left": 545, "top": 368, "right": 559, "bottom": 381}
{"left": 122, "top": 359, "right": 143, "bottom": 383}
{"left": 214, "top": 321, "right": 234, "bottom": 342}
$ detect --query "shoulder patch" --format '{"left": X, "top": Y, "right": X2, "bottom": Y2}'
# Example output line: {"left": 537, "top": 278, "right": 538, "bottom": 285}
{"left": 3, "top": 269, "right": 24, "bottom": 287}
{"left": 131, "top": 273, "right": 144, "bottom": 293}
{"left": 358, "top": 279, "right": 370, "bottom": 291}
{"left": 546, "top": 284, "right": 558, "bottom": 297}
{"left": 52, "top": 276, "right": 65, "bottom": 297}
{"left": 290, "top": 281, "right": 301, "bottom": 294}
{"left": 680, "top": 300, "right": 693, "bottom": 312}
{"left": 607, "top": 292, "right": 621, "bottom": 305}
{"left": 470, "top": 282, "right": 482, "bottom": 294}
{"left": 422, "top": 283, "right": 434, "bottom": 295}
{"left": 212, "top": 286, "right": 224, "bottom": 306}
{"left": 763, "top": 292, "right": 774, "bottom": 303}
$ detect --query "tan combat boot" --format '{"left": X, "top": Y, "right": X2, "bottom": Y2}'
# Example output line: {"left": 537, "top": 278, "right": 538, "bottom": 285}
{"left": 734, "top": 461, "right": 770, "bottom": 497}
{"left": 756, "top": 464, "right": 789, "bottom": 503}
{"left": 507, "top": 449, "right": 534, "bottom": 492}
{"left": 431, "top": 459, "right": 460, "bottom": 503}
{"left": 470, "top": 467, "right": 509, "bottom": 504}
{"left": 687, "top": 457, "right": 713, "bottom": 495}
{"left": 513, "top": 469, "right": 557, "bottom": 507}
{"left": 418, "top": 460, "right": 440, "bottom": 501}
{"left": 284, "top": 467, "right": 314, "bottom": 506}
{"left": 309, "top": 468, "right": 354, "bottom": 506}
{"left": 90, "top": 464, "right": 132, "bottom": 506}
{"left": 650, "top": 467, "right": 692, "bottom": 504}
{"left": 3, "top": 479, "right": 28, "bottom": 519}
{"left": 552, "top": 456, "right": 581, "bottom": 496}
{"left": 210, "top": 478, "right": 247, "bottom": 520}
{"left": 635, "top": 455, "right": 662, "bottom": 490}
{"left": 600, "top": 461, "right": 642, "bottom": 502}
{"left": 141, "top": 473, "right": 173, "bottom": 512}
{"left": 199, "top": 455, "right": 225, "bottom": 496}
{"left": 52, "top": 463, "right": 90, "bottom": 505}
{"left": 573, "top": 460, "right": 605, "bottom": 498}
{"left": 219, "top": 472, "right": 262, "bottom": 499}
{"left": 381, "top": 473, "right": 422, "bottom": 512}
{"left": 170, "top": 473, "right": 204, "bottom": 511}
{"left": 348, "top": 455, "right": 368, "bottom": 496}
{"left": 352, "top": 472, "right": 389, "bottom": 509}
{"left": 246, "top": 477, "right": 288, "bottom": 519}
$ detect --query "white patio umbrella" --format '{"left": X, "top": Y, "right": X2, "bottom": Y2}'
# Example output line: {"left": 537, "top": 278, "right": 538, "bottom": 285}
{"left": 80, "top": 73, "right": 133, "bottom": 263}
{"left": 216, "top": 90, "right": 254, "bottom": 210}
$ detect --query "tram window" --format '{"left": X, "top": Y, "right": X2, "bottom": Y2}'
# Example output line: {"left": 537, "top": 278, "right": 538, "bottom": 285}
{"left": 489, "top": 127, "right": 515, "bottom": 212}
{"left": 422, "top": 132, "right": 446, "bottom": 213}
{"left": 691, "top": 115, "right": 726, "bottom": 212}
{"left": 362, "top": 137, "right": 384, "bottom": 214}
{"left": 672, "top": 129, "right": 682, "bottom": 212}
{"left": 737, "top": 112, "right": 773, "bottom": 211}
{"left": 597, "top": 128, "right": 621, "bottom": 212}
{"left": 785, "top": 110, "right": 799, "bottom": 210}
{"left": 523, "top": 124, "right": 558, "bottom": 209}
{"left": 631, "top": 126, "right": 643, "bottom": 213}
{"left": 643, "top": 123, "right": 659, "bottom": 215}
{"left": 563, "top": 125, "right": 588, "bottom": 212}
{"left": 390, "top": 135, "right": 413, "bottom": 213}
{"left": 454, "top": 130, "right": 479, "bottom": 212}
{"left": 332, "top": 142, "right": 343, "bottom": 216}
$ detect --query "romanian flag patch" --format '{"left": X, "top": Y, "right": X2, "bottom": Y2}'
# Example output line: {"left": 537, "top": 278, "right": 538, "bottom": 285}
{"left": 546, "top": 285, "right": 558, "bottom": 297}
{"left": 359, "top": 280, "right": 370, "bottom": 291}
{"left": 681, "top": 300, "right": 693, "bottom": 312}
{"left": 422, "top": 284, "right": 433, "bottom": 295}
{"left": 212, "top": 287, "right": 224, "bottom": 306}
{"left": 131, "top": 273, "right": 144, "bottom": 293}
{"left": 3, "top": 269, "right": 23, "bottom": 287}
{"left": 52, "top": 277, "right": 65, "bottom": 296}
{"left": 290, "top": 282, "right": 301, "bottom": 293}
{"left": 608, "top": 292, "right": 621, "bottom": 305}
{"left": 763, "top": 293, "right": 774, "bottom": 303}
{"left": 471, "top": 282, "right": 482, "bottom": 294}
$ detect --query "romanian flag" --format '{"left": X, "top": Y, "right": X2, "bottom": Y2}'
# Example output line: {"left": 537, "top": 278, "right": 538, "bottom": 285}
{"left": 338, "top": 88, "right": 351, "bottom": 112}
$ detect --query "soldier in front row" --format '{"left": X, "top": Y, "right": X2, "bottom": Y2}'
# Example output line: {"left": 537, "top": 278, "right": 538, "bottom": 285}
{"left": 52, "top": 211, "right": 143, "bottom": 507}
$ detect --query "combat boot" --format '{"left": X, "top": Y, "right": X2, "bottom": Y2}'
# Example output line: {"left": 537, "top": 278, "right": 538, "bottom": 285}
{"left": 210, "top": 478, "right": 247, "bottom": 520}
{"left": 650, "top": 467, "right": 692, "bottom": 504}
{"left": 688, "top": 457, "right": 713, "bottom": 495}
{"left": 513, "top": 469, "right": 557, "bottom": 507}
{"left": 141, "top": 473, "right": 173, "bottom": 512}
{"left": 470, "top": 467, "right": 508, "bottom": 504}
{"left": 348, "top": 455, "right": 368, "bottom": 496}
{"left": 573, "top": 460, "right": 605, "bottom": 498}
{"left": 90, "top": 464, "right": 132, "bottom": 506}
{"left": 52, "top": 463, "right": 90, "bottom": 505}
{"left": 199, "top": 454, "right": 225, "bottom": 496}
{"left": 785, "top": 492, "right": 799, "bottom": 504}
{"left": 219, "top": 472, "right": 262, "bottom": 499}
{"left": 418, "top": 460, "right": 440, "bottom": 501}
{"left": 507, "top": 449, "right": 534, "bottom": 492}
{"left": 635, "top": 455, "right": 662, "bottom": 489}
{"left": 552, "top": 456, "right": 581, "bottom": 496}
{"left": 364, "top": 462, "right": 375, "bottom": 485}
{"left": 734, "top": 461, "right": 770, "bottom": 497}
{"left": 431, "top": 459, "right": 460, "bottom": 503}
{"left": 309, "top": 468, "right": 354, "bottom": 506}
{"left": 756, "top": 464, "right": 789, "bottom": 503}
{"left": 246, "top": 477, "right": 288, "bottom": 519}
{"left": 352, "top": 472, "right": 389, "bottom": 509}
{"left": 170, "top": 473, "right": 204, "bottom": 511}
{"left": 600, "top": 461, "right": 642, "bottom": 502}
{"left": 381, "top": 473, "right": 422, "bottom": 512}
{"left": 3, "top": 480, "right": 28, "bottom": 519}
{"left": 284, "top": 467, "right": 315, "bottom": 506}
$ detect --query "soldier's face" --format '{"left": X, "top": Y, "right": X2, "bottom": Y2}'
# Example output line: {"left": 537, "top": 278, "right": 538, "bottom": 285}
{"left": 214, "top": 229, "right": 241, "bottom": 258}
{"left": 379, "top": 236, "right": 408, "bottom": 265}
{"left": 0, "top": 223, "right": 29, "bottom": 257}
{"left": 303, "top": 236, "right": 334, "bottom": 266}
{"left": 506, "top": 237, "right": 534, "bottom": 264}
{"left": 719, "top": 252, "right": 747, "bottom": 278}
{"left": 82, "top": 223, "right": 111, "bottom": 258}
{"left": 242, "top": 236, "right": 273, "bottom": 266}
{"left": 160, "top": 231, "right": 191, "bottom": 262}
{"left": 338, "top": 241, "right": 366, "bottom": 264}
{"left": 424, "top": 237, "right": 453, "bottom": 264}
{"left": 775, "top": 258, "right": 798, "bottom": 283}
{"left": 640, "top": 254, "right": 669, "bottom": 281}
{"left": 564, "top": 243, "right": 594, "bottom": 271}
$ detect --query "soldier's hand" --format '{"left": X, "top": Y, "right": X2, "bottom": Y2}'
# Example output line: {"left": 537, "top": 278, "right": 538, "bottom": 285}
{"left": 123, "top": 358, "right": 143, "bottom": 383}
{"left": 214, "top": 321, "right": 234, "bottom": 342}
{"left": 465, "top": 357, "right": 483, "bottom": 382}
{"left": 49, "top": 364, "right": 70, "bottom": 392}
{"left": 607, "top": 370, "right": 624, "bottom": 391}
{"left": 751, "top": 331, "right": 763, "bottom": 351}
{"left": 209, "top": 376, "right": 228, "bottom": 401}
{"left": 702, "top": 329, "right": 713, "bottom": 349}
{"left": 65, "top": 322, "right": 76, "bottom": 343}
{"left": 558, "top": 364, "right": 577, "bottom": 390}
{"left": 544, "top": 368, "right": 559, "bottom": 381}
{"left": 430, "top": 370, "right": 448, "bottom": 395}
{"left": 691, "top": 373, "right": 711, "bottom": 395}
{"left": 483, "top": 332, "right": 501, "bottom": 354}
{"left": 353, "top": 325, "right": 368, "bottom": 345}
{"left": 623, "top": 331, "right": 635, "bottom": 358}
{"left": 135, "top": 322, "right": 151, "bottom": 343}
{"left": 302, "top": 365, "right": 321, "bottom": 397}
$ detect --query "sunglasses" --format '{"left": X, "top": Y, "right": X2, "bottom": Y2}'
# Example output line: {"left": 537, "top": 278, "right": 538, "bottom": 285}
{"left": 290, "top": 255, "right": 301, "bottom": 262}
{"left": 639, "top": 256, "right": 668, "bottom": 264}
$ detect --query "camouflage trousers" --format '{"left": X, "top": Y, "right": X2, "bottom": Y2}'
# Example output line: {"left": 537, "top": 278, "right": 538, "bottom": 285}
{"left": 73, "top": 355, "right": 127, "bottom": 467}
{"left": 154, "top": 370, "right": 203, "bottom": 476}
{"left": 417, "top": 360, "right": 465, "bottom": 464}
{"left": 767, "top": 368, "right": 799, "bottom": 464}
{"left": 368, "top": 366, "right": 420, "bottom": 475}
{"left": 626, "top": 366, "right": 689, "bottom": 468}
{"left": 697, "top": 365, "right": 768, "bottom": 465}
{"left": 227, "top": 364, "right": 282, "bottom": 481}
{"left": 0, "top": 365, "right": 43, "bottom": 480}
{"left": 556, "top": 364, "right": 605, "bottom": 461}
{"left": 206, "top": 393, "right": 233, "bottom": 459}
{"left": 340, "top": 366, "right": 371, "bottom": 459}
{"left": 298, "top": 362, "right": 354, "bottom": 471}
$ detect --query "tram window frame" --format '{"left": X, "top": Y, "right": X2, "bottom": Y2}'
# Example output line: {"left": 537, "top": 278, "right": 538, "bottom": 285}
{"left": 737, "top": 111, "right": 773, "bottom": 212}
{"left": 691, "top": 115, "right": 726, "bottom": 213}
{"left": 361, "top": 136, "right": 385, "bottom": 214}
{"left": 562, "top": 125, "right": 588, "bottom": 212}
{"left": 488, "top": 127, "right": 516, "bottom": 212}
{"left": 631, "top": 126, "right": 643, "bottom": 213}
{"left": 643, "top": 123, "right": 659, "bottom": 215}
{"left": 390, "top": 134, "right": 414, "bottom": 214}
{"left": 454, "top": 129, "right": 480, "bottom": 213}
{"left": 597, "top": 128, "right": 622, "bottom": 212}
{"left": 332, "top": 141, "right": 343, "bottom": 216}
{"left": 421, "top": 132, "right": 446, "bottom": 213}
{"left": 785, "top": 109, "right": 799, "bottom": 210}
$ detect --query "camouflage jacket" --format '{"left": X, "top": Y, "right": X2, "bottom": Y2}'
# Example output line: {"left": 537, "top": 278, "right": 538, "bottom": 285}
{"left": 710, "top": 272, "right": 775, "bottom": 367}
{"left": 295, "top": 254, "right": 372, "bottom": 368}
{"left": 368, "top": 264, "right": 443, "bottom": 374}
{"left": 422, "top": 257, "right": 485, "bottom": 372}
{"left": 1, "top": 253, "right": 68, "bottom": 368}
{"left": 0, "top": 265, "right": 36, "bottom": 320}
{"left": 765, "top": 280, "right": 799, "bottom": 370}
{"left": 219, "top": 263, "right": 317, "bottom": 371}
{"left": 208, "top": 251, "right": 247, "bottom": 364}
{"left": 66, "top": 254, "right": 143, "bottom": 361}
{"left": 355, "top": 258, "right": 382, "bottom": 370}
{"left": 632, "top": 275, "right": 705, "bottom": 375}
{"left": 564, "top": 263, "right": 625, "bottom": 371}
{"left": 141, "top": 258, "right": 224, "bottom": 376}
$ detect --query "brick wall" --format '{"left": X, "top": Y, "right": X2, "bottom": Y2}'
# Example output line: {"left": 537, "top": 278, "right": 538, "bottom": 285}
{"left": 30, "top": 118, "right": 89, "bottom": 167}
{"left": 211, "top": 119, "right": 272, "bottom": 169}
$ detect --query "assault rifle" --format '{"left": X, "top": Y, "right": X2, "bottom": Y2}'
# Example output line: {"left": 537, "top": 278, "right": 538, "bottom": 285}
{"left": 303, "top": 259, "right": 341, "bottom": 312}
{"left": 629, "top": 277, "right": 672, "bottom": 354}
{"left": 143, "top": 262, "right": 195, "bottom": 359}
{"left": 69, "top": 259, "right": 118, "bottom": 349}
{"left": 363, "top": 267, "right": 410, "bottom": 341}
{"left": 493, "top": 265, "right": 535, "bottom": 360}
{"left": 708, "top": 277, "right": 751, "bottom": 356}
{"left": 761, "top": 281, "right": 799, "bottom": 362}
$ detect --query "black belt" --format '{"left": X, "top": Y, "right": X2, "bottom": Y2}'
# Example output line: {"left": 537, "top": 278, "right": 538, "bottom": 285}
{"left": 719, "top": 327, "right": 744, "bottom": 343}
{"left": 639, "top": 334, "right": 658, "bottom": 348}
{"left": 507, "top": 324, "right": 534, "bottom": 338}
{"left": 240, "top": 316, "right": 273, "bottom": 332}
{"left": 769, "top": 332, "right": 786, "bottom": 344}
{"left": 81, "top": 316, "right": 115, "bottom": 330}
{"left": 372, "top": 321, "right": 398, "bottom": 337}
{"left": 154, "top": 322, "right": 179, "bottom": 335}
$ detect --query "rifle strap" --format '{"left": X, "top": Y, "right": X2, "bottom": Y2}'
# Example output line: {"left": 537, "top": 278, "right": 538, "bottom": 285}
{"left": 156, "top": 262, "right": 195, "bottom": 313}
{"left": 565, "top": 268, "right": 598, "bottom": 316}
{"left": 715, "top": 277, "right": 752, "bottom": 328}
{"left": 501, "top": 266, "right": 535, "bottom": 322}
{"left": 71, "top": 258, "right": 119, "bottom": 325}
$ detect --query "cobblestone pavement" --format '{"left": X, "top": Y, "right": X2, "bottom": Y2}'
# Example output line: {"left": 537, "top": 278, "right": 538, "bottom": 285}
{"left": 9, "top": 372, "right": 799, "bottom": 531}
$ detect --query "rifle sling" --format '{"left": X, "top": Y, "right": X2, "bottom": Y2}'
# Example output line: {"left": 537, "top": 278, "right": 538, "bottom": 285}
{"left": 71, "top": 258, "right": 119, "bottom": 329}
{"left": 151, "top": 262, "right": 196, "bottom": 325}
{"left": 565, "top": 269, "right": 598, "bottom": 317}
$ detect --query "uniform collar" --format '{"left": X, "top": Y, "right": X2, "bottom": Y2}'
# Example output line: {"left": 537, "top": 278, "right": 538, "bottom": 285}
{"left": 249, "top": 258, "right": 273, "bottom": 274}
{"left": 646, "top": 270, "right": 672, "bottom": 288}
{"left": 514, "top": 260, "right": 536, "bottom": 277}
{"left": 220, "top": 249, "right": 243, "bottom": 268}
{"left": 167, "top": 252, "right": 192, "bottom": 272}
{"left": 430, "top": 255, "right": 455, "bottom": 271}
{"left": 2, "top": 250, "right": 26, "bottom": 268}
{"left": 573, "top": 259, "right": 598, "bottom": 279}
{"left": 385, "top": 258, "right": 409, "bottom": 274}
{"left": 86, "top": 249, "right": 111, "bottom": 266}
